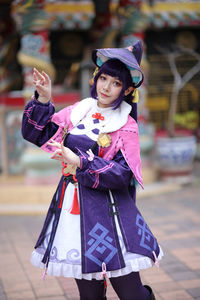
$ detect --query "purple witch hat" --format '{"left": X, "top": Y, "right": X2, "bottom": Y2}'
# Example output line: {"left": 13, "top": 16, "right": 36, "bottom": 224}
{"left": 92, "top": 40, "right": 144, "bottom": 88}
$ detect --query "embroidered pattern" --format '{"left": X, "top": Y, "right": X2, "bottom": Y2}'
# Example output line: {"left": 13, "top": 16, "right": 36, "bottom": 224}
{"left": 136, "top": 214, "right": 157, "bottom": 251}
{"left": 36, "top": 233, "right": 81, "bottom": 265}
{"left": 92, "top": 128, "right": 100, "bottom": 135}
{"left": 88, "top": 163, "right": 114, "bottom": 188}
{"left": 77, "top": 124, "right": 85, "bottom": 129}
{"left": 85, "top": 223, "right": 117, "bottom": 267}
{"left": 24, "top": 106, "right": 51, "bottom": 131}
{"left": 77, "top": 149, "right": 87, "bottom": 169}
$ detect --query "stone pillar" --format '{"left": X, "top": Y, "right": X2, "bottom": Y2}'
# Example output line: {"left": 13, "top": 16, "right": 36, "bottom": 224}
{"left": 0, "top": 2, "right": 20, "bottom": 93}
{"left": 11, "top": 1, "right": 57, "bottom": 184}
{"left": 12, "top": 0, "right": 55, "bottom": 99}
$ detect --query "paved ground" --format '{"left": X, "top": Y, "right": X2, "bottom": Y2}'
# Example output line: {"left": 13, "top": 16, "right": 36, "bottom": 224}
{"left": 0, "top": 172, "right": 200, "bottom": 299}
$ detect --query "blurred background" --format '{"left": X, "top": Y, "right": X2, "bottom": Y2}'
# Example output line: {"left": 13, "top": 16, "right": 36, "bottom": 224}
{"left": 1, "top": 2, "right": 200, "bottom": 299}
{"left": 0, "top": 0, "right": 200, "bottom": 189}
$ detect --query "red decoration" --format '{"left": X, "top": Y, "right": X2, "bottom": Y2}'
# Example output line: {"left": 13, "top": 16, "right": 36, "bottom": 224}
{"left": 62, "top": 163, "right": 71, "bottom": 177}
{"left": 58, "top": 180, "right": 66, "bottom": 209}
{"left": 99, "top": 148, "right": 104, "bottom": 157}
{"left": 69, "top": 185, "right": 80, "bottom": 215}
{"left": 92, "top": 112, "right": 104, "bottom": 120}
{"left": 59, "top": 170, "right": 80, "bottom": 214}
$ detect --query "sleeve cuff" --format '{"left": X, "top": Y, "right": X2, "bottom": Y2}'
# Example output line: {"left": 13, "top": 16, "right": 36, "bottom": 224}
{"left": 35, "top": 90, "right": 39, "bottom": 99}
{"left": 76, "top": 148, "right": 90, "bottom": 171}
{"left": 31, "top": 90, "right": 52, "bottom": 106}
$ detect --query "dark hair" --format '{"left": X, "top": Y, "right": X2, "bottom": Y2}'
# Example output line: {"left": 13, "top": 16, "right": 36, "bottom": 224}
{"left": 90, "top": 59, "right": 133, "bottom": 109}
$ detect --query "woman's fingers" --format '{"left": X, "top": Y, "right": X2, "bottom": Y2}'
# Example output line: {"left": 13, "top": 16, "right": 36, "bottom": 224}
{"left": 60, "top": 143, "right": 70, "bottom": 159}
{"left": 33, "top": 68, "right": 45, "bottom": 81}
{"left": 33, "top": 70, "right": 37, "bottom": 81}
{"left": 33, "top": 68, "right": 50, "bottom": 86}
{"left": 33, "top": 68, "right": 51, "bottom": 103}
{"left": 50, "top": 143, "right": 69, "bottom": 162}
{"left": 33, "top": 68, "right": 45, "bottom": 87}
{"left": 47, "top": 139, "right": 61, "bottom": 149}
{"left": 49, "top": 142, "right": 80, "bottom": 167}
{"left": 60, "top": 143, "right": 80, "bottom": 167}
{"left": 60, "top": 141, "right": 65, "bottom": 151}
{"left": 50, "top": 149, "right": 63, "bottom": 161}
{"left": 35, "top": 84, "right": 46, "bottom": 96}
{"left": 42, "top": 71, "right": 50, "bottom": 84}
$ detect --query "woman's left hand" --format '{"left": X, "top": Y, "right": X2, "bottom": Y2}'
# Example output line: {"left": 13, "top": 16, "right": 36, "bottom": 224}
{"left": 48, "top": 139, "right": 80, "bottom": 167}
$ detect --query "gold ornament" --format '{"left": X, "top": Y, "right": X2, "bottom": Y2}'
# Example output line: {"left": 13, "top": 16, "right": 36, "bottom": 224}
{"left": 63, "top": 164, "right": 77, "bottom": 175}
{"left": 90, "top": 67, "right": 99, "bottom": 86}
{"left": 97, "top": 133, "right": 111, "bottom": 148}
{"left": 132, "top": 89, "right": 139, "bottom": 103}
{"left": 62, "top": 124, "right": 68, "bottom": 140}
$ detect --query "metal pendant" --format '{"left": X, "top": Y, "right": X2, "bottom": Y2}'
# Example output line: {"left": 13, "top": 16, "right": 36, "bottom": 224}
{"left": 97, "top": 133, "right": 111, "bottom": 148}
{"left": 63, "top": 164, "right": 77, "bottom": 175}
{"left": 62, "top": 124, "right": 68, "bottom": 140}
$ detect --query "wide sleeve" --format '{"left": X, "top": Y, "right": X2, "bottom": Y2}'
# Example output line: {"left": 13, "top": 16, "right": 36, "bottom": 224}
{"left": 76, "top": 149, "right": 133, "bottom": 191}
{"left": 22, "top": 94, "right": 77, "bottom": 152}
{"left": 22, "top": 97, "right": 58, "bottom": 147}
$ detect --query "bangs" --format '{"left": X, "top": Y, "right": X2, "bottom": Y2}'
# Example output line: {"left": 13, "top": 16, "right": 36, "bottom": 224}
{"left": 99, "top": 59, "right": 132, "bottom": 87}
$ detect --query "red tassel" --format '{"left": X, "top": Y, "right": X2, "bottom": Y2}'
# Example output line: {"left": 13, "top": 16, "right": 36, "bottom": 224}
{"left": 58, "top": 180, "right": 66, "bottom": 209}
{"left": 70, "top": 185, "right": 80, "bottom": 215}
{"left": 103, "top": 276, "right": 107, "bottom": 289}
{"left": 101, "top": 262, "right": 107, "bottom": 297}
{"left": 99, "top": 148, "right": 104, "bottom": 157}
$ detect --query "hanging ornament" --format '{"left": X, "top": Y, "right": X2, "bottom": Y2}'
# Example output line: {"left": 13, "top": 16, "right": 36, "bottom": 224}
{"left": 132, "top": 88, "right": 139, "bottom": 103}
{"left": 62, "top": 124, "right": 68, "bottom": 140}
{"left": 92, "top": 112, "right": 105, "bottom": 120}
{"left": 97, "top": 133, "right": 111, "bottom": 148}
{"left": 89, "top": 67, "right": 99, "bottom": 85}
{"left": 62, "top": 162, "right": 77, "bottom": 176}
{"left": 68, "top": 183, "right": 80, "bottom": 215}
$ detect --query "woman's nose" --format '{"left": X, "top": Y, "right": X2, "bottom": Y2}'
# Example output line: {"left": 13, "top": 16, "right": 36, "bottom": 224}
{"left": 103, "top": 81, "right": 110, "bottom": 90}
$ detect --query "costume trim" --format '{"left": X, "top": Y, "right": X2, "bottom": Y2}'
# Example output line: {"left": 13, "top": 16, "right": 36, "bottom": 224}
{"left": 24, "top": 105, "right": 51, "bottom": 131}
{"left": 31, "top": 246, "right": 163, "bottom": 280}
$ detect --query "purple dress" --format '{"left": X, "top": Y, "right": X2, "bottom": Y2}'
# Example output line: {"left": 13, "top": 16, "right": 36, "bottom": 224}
{"left": 22, "top": 96, "right": 163, "bottom": 280}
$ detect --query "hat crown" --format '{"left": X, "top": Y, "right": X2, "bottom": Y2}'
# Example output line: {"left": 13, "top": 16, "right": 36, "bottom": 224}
{"left": 131, "top": 40, "right": 142, "bottom": 65}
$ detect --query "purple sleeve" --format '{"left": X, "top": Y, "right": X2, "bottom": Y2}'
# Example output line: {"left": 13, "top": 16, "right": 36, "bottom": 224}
{"left": 76, "top": 150, "right": 132, "bottom": 190}
{"left": 22, "top": 97, "right": 59, "bottom": 147}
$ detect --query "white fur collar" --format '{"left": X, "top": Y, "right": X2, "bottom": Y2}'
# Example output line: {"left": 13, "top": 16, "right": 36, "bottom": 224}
{"left": 70, "top": 97, "right": 131, "bottom": 133}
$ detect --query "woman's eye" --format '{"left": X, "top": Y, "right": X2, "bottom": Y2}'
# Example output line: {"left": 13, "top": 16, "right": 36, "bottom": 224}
{"left": 100, "top": 75, "right": 106, "bottom": 80}
{"left": 114, "top": 81, "right": 121, "bottom": 87}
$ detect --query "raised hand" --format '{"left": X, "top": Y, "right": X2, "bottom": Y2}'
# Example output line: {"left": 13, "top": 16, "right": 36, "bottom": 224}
{"left": 48, "top": 139, "right": 80, "bottom": 167}
{"left": 33, "top": 68, "right": 51, "bottom": 103}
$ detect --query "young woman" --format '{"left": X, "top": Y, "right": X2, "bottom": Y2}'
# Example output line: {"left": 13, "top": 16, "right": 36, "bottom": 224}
{"left": 22, "top": 40, "right": 163, "bottom": 300}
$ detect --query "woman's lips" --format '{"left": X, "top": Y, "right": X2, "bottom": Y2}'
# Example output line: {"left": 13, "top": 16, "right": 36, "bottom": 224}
{"left": 101, "top": 92, "right": 109, "bottom": 97}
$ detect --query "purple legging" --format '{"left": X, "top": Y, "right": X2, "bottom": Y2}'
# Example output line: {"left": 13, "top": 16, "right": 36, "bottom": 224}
{"left": 75, "top": 272, "right": 150, "bottom": 300}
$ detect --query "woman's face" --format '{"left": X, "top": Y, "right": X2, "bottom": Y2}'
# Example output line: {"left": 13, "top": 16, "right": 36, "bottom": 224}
{"left": 96, "top": 73, "right": 123, "bottom": 108}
